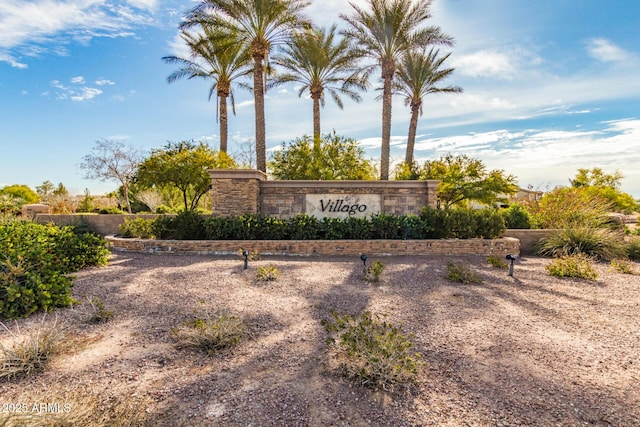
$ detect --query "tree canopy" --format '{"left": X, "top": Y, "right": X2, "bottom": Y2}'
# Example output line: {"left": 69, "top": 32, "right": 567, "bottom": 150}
{"left": 80, "top": 139, "right": 142, "bottom": 214}
{"left": 569, "top": 168, "right": 638, "bottom": 213}
{"left": 136, "top": 140, "right": 237, "bottom": 211}
{"left": 396, "top": 154, "right": 518, "bottom": 209}
{"left": 269, "top": 132, "right": 377, "bottom": 180}
{"left": 0, "top": 184, "right": 39, "bottom": 205}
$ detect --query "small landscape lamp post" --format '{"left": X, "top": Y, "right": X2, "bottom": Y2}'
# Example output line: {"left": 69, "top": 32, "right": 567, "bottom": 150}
{"left": 360, "top": 254, "right": 368, "bottom": 274}
{"left": 506, "top": 254, "right": 517, "bottom": 277}
{"left": 243, "top": 249, "right": 249, "bottom": 270}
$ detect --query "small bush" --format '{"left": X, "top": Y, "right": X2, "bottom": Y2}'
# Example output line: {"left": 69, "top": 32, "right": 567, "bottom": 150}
{"left": 500, "top": 204, "right": 532, "bottom": 229}
{"left": 610, "top": 259, "right": 636, "bottom": 275}
{"left": 98, "top": 206, "right": 126, "bottom": 214}
{"left": 364, "top": 260, "right": 385, "bottom": 282}
{"left": 546, "top": 254, "right": 599, "bottom": 281}
{"left": 119, "top": 218, "right": 155, "bottom": 238}
{"left": 487, "top": 254, "right": 508, "bottom": 269}
{"left": 0, "top": 325, "right": 65, "bottom": 381}
{"left": 322, "top": 310, "right": 423, "bottom": 391}
{"left": 256, "top": 265, "right": 280, "bottom": 281}
{"left": 172, "top": 313, "right": 244, "bottom": 354}
{"left": 626, "top": 237, "right": 640, "bottom": 261}
{"left": 445, "top": 261, "right": 483, "bottom": 284}
{"left": 86, "top": 296, "right": 113, "bottom": 324}
{"left": 536, "top": 227, "right": 626, "bottom": 260}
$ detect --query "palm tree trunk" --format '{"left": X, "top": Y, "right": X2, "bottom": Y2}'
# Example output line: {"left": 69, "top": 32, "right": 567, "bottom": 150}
{"left": 219, "top": 94, "right": 228, "bottom": 153}
{"left": 253, "top": 54, "right": 267, "bottom": 173}
{"left": 380, "top": 59, "right": 395, "bottom": 181}
{"left": 405, "top": 105, "right": 420, "bottom": 165}
{"left": 381, "top": 75, "right": 393, "bottom": 180}
{"left": 312, "top": 95, "right": 321, "bottom": 142}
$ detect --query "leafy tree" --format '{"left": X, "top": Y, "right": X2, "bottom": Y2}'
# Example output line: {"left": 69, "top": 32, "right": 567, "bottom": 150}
{"left": 569, "top": 168, "right": 638, "bottom": 213}
{"left": 409, "top": 154, "right": 518, "bottom": 209}
{"left": 80, "top": 139, "right": 142, "bottom": 214}
{"left": 36, "top": 180, "right": 54, "bottom": 201}
{"left": 0, "top": 184, "right": 39, "bottom": 204}
{"left": 182, "top": 0, "right": 311, "bottom": 174}
{"left": 271, "top": 25, "right": 368, "bottom": 141}
{"left": 137, "top": 140, "right": 237, "bottom": 211}
{"left": 393, "top": 48, "right": 462, "bottom": 164}
{"left": 341, "top": 0, "right": 453, "bottom": 180}
{"left": 270, "top": 132, "right": 377, "bottom": 180}
{"left": 570, "top": 167, "right": 623, "bottom": 189}
{"left": 163, "top": 25, "right": 252, "bottom": 153}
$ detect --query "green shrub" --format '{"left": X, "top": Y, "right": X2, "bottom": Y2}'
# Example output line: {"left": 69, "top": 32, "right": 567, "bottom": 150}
{"left": 0, "top": 221, "right": 107, "bottom": 319}
{"left": 287, "top": 214, "right": 320, "bottom": 240}
{"left": 370, "top": 214, "right": 403, "bottom": 239}
{"left": 500, "top": 204, "right": 532, "bottom": 229}
{"left": 536, "top": 227, "right": 626, "bottom": 260}
{"left": 172, "top": 313, "right": 244, "bottom": 354}
{"left": 256, "top": 265, "right": 280, "bottom": 281}
{"left": 445, "top": 261, "right": 482, "bottom": 284}
{"left": 487, "top": 254, "right": 508, "bottom": 268}
{"left": 86, "top": 296, "right": 113, "bottom": 324}
{"left": 527, "top": 187, "right": 613, "bottom": 229}
{"left": 610, "top": 259, "right": 636, "bottom": 275}
{"left": 474, "top": 209, "right": 506, "bottom": 238}
{"left": 626, "top": 237, "right": 640, "bottom": 261}
{"left": 155, "top": 204, "right": 174, "bottom": 214}
{"left": 152, "top": 211, "right": 205, "bottom": 240}
{"left": 98, "top": 206, "right": 126, "bottom": 214}
{"left": 322, "top": 310, "right": 423, "bottom": 391}
{"left": 119, "top": 218, "right": 155, "bottom": 238}
{"left": 364, "top": 260, "right": 385, "bottom": 282}
{"left": 420, "top": 207, "right": 451, "bottom": 239}
{"left": 546, "top": 254, "right": 598, "bottom": 281}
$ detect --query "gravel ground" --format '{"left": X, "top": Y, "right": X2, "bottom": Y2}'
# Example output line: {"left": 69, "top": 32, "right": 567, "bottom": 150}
{"left": 1, "top": 252, "right": 639, "bottom": 426}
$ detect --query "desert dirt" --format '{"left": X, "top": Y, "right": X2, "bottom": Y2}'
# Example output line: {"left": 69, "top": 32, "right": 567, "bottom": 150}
{"left": 1, "top": 252, "right": 640, "bottom": 426}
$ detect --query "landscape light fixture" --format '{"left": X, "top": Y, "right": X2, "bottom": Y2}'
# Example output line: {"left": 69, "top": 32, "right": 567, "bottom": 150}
{"left": 505, "top": 254, "right": 517, "bottom": 276}
{"left": 243, "top": 249, "right": 249, "bottom": 270}
{"left": 360, "top": 254, "right": 368, "bottom": 267}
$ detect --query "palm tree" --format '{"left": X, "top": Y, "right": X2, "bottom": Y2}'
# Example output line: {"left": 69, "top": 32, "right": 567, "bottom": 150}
{"left": 393, "top": 48, "right": 462, "bottom": 165}
{"left": 341, "top": 0, "right": 453, "bottom": 180}
{"left": 182, "top": 0, "right": 311, "bottom": 173}
{"left": 162, "top": 26, "right": 252, "bottom": 153}
{"left": 270, "top": 25, "right": 369, "bottom": 142}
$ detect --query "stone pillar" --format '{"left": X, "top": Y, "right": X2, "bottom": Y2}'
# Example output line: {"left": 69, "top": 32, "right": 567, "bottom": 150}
{"left": 209, "top": 169, "right": 266, "bottom": 217}
{"left": 424, "top": 180, "right": 439, "bottom": 209}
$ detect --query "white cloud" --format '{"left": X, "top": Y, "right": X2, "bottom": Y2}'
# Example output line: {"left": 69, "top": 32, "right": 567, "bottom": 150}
{"left": 96, "top": 79, "right": 115, "bottom": 86}
{"left": 48, "top": 75, "right": 110, "bottom": 102}
{"left": 70, "top": 87, "right": 102, "bottom": 101}
{"left": 452, "top": 47, "right": 542, "bottom": 80}
{"left": 0, "top": 0, "right": 156, "bottom": 67}
{"left": 586, "top": 38, "right": 631, "bottom": 62}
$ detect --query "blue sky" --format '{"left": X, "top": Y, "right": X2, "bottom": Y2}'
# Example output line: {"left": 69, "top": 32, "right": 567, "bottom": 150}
{"left": 1, "top": 0, "right": 639, "bottom": 198}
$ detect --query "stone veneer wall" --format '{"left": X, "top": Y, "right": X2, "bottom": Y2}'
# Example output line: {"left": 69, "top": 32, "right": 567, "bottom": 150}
{"left": 210, "top": 169, "right": 266, "bottom": 217}
{"left": 106, "top": 236, "right": 520, "bottom": 257}
{"left": 209, "top": 169, "right": 438, "bottom": 218}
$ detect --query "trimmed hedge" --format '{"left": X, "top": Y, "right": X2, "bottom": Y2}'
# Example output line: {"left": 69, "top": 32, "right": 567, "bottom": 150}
{"left": 0, "top": 220, "right": 110, "bottom": 319}
{"left": 122, "top": 208, "right": 506, "bottom": 241}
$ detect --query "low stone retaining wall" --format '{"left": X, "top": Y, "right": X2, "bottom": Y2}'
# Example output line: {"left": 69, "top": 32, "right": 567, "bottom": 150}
{"left": 106, "top": 236, "right": 520, "bottom": 257}
{"left": 503, "top": 229, "right": 557, "bottom": 255}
